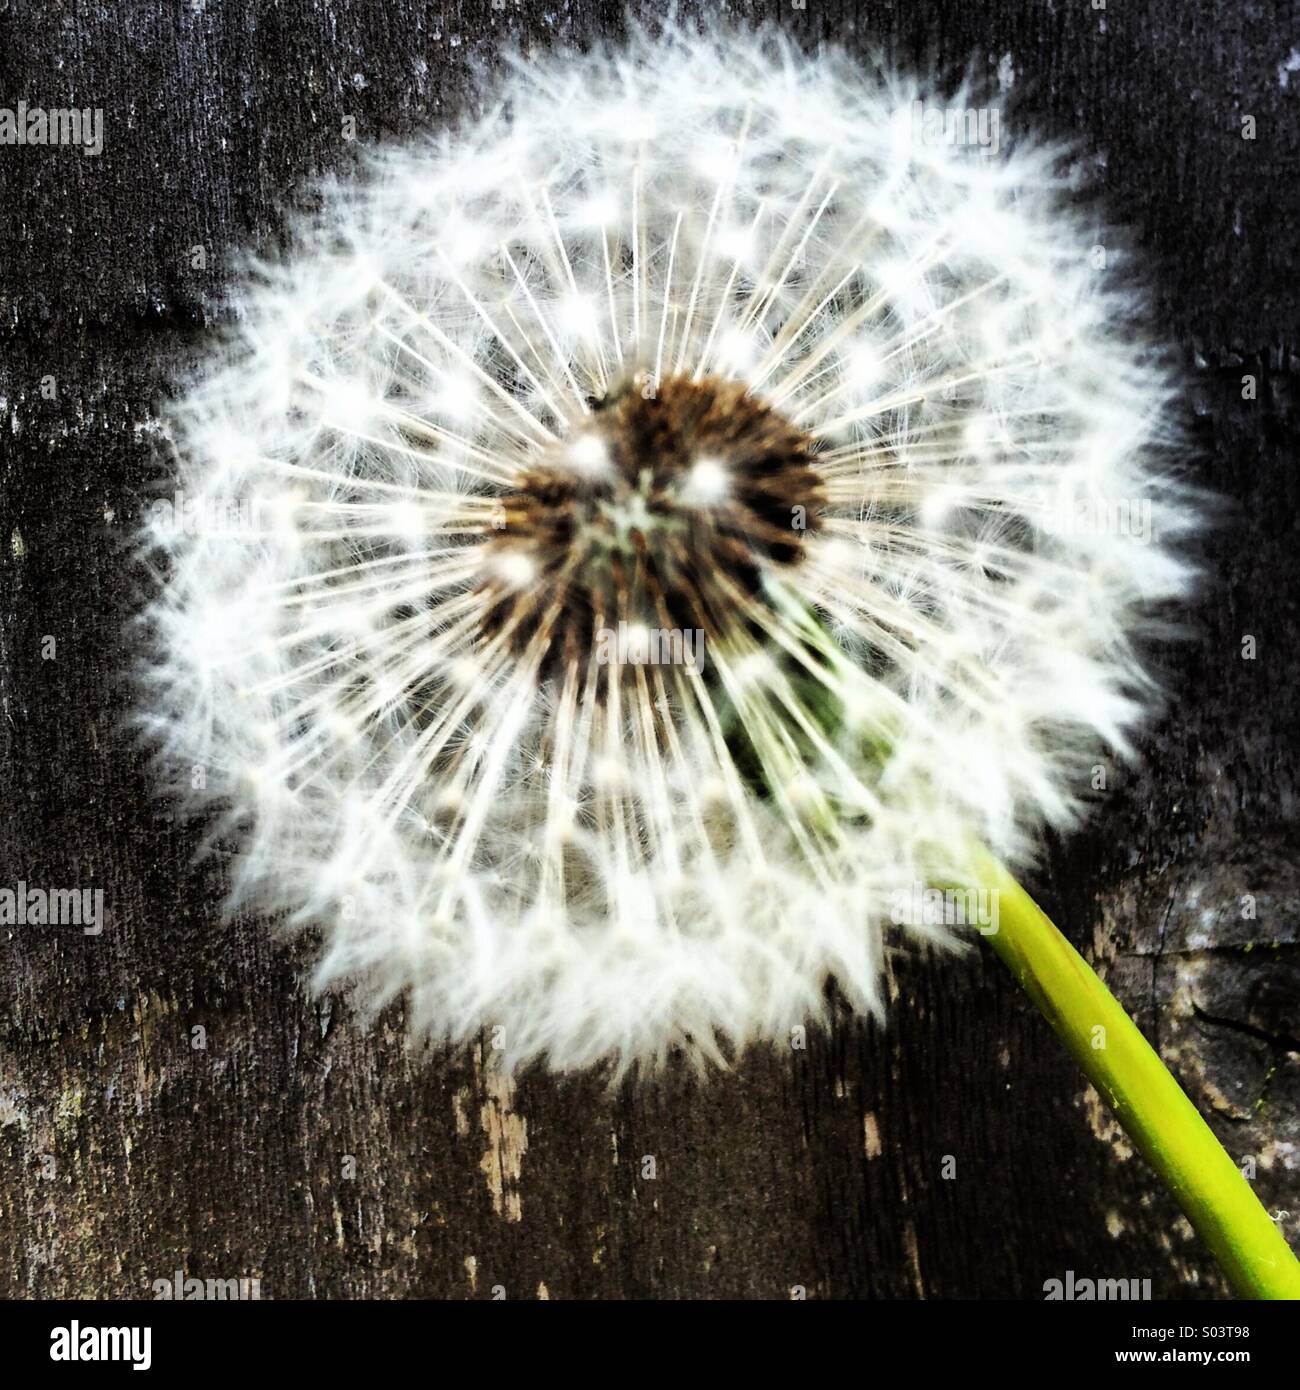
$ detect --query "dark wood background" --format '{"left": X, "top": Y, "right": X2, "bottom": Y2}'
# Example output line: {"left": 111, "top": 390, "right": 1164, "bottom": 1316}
{"left": 1, "top": 0, "right": 1297, "bottom": 1299}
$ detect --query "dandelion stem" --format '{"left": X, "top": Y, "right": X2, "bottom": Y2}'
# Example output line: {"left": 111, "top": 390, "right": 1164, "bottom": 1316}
{"left": 977, "top": 850, "right": 1300, "bottom": 1299}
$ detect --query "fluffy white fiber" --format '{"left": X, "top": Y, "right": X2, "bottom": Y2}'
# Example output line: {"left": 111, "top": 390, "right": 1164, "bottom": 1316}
{"left": 141, "top": 27, "right": 1196, "bottom": 1074}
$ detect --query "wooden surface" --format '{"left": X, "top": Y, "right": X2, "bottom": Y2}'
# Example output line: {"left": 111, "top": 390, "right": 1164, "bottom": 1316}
{"left": 1, "top": 0, "right": 1297, "bottom": 1299}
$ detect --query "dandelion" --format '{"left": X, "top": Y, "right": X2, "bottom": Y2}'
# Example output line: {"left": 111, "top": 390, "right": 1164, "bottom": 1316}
{"left": 141, "top": 28, "right": 1296, "bottom": 1295}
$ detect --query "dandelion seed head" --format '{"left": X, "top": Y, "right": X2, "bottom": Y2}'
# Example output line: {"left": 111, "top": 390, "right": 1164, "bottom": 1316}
{"left": 141, "top": 28, "right": 1197, "bottom": 1075}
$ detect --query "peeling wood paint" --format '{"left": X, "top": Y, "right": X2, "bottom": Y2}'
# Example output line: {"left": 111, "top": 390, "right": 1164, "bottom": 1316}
{"left": 476, "top": 1060, "right": 527, "bottom": 1224}
{"left": 863, "top": 1112, "right": 882, "bottom": 1159}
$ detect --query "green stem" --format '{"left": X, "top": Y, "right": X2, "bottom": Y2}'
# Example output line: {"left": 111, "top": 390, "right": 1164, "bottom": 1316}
{"left": 975, "top": 849, "right": 1300, "bottom": 1300}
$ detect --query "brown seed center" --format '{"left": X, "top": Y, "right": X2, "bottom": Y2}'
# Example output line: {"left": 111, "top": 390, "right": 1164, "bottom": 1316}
{"left": 475, "top": 375, "right": 823, "bottom": 674}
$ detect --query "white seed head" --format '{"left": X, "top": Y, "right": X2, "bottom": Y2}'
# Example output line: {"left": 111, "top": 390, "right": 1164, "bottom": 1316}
{"left": 140, "top": 28, "right": 1197, "bottom": 1076}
